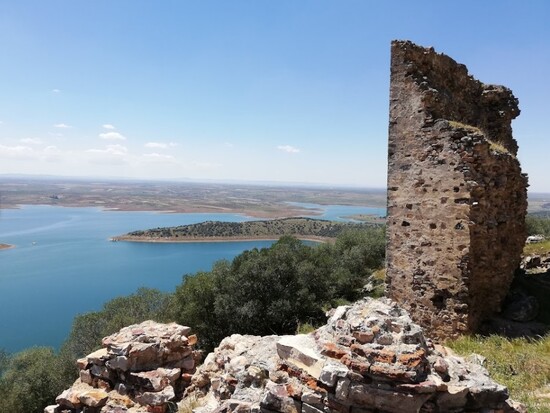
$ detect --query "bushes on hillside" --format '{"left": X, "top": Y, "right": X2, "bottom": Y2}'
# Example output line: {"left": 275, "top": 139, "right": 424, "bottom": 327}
{"left": 526, "top": 214, "right": 550, "bottom": 237}
{"left": 173, "top": 228, "right": 386, "bottom": 351}
{"left": 0, "top": 347, "right": 65, "bottom": 413}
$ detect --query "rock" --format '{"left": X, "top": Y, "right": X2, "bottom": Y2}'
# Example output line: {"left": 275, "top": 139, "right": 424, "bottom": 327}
{"left": 56, "top": 388, "right": 82, "bottom": 409}
{"left": 526, "top": 235, "right": 545, "bottom": 244}
{"left": 52, "top": 320, "right": 197, "bottom": 412}
{"left": 318, "top": 362, "right": 348, "bottom": 387}
{"left": 102, "top": 320, "right": 193, "bottom": 371}
{"left": 277, "top": 335, "right": 325, "bottom": 379}
{"left": 134, "top": 385, "right": 176, "bottom": 406}
{"left": 261, "top": 381, "right": 301, "bottom": 413}
{"left": 130, "top": 367, "right": 181, "bottom": 391}
{"left": 185, "top": 298, "right": 524, "bottom": 413}
{"left": 79, "top": 389, "right": 109, "bottom": 407}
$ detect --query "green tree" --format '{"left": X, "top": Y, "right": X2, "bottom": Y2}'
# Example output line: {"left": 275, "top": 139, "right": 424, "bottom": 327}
{"left": 0, "top": 348, "right": 9, "bottom": 376}
{"left": 173, "top": 230, "right": 386, "bottom": 352}
{"left": 0, "top": 347, "right": 65, "bottom": 413}
{"left": 325, "top": 227, "right": 386, "bottom": 300}
{"left": 62, "top": 287, "right": 172, "bottom": 357}
{"left": 173, "top": 264, "right": 227, "bottom": 350}
{"left": 526, "top": 214, "right": 550, "bottom": 237}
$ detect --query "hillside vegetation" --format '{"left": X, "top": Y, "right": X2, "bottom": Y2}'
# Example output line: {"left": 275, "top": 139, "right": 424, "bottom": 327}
{"left": 116, "top": 217, "right": 378, "bottom": 242}
{"left": 449, "top": 335, "right": 550, "bottom": 413}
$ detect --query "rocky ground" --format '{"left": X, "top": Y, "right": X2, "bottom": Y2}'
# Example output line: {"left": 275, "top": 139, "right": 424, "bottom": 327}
{"left": 47, "top": 299, "right": 526, "bottom": 413}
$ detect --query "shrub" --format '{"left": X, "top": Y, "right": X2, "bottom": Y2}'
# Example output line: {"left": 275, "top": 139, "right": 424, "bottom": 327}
{"left": 526, "top": 215, "right": 550, "bottom": 237}
{"left": 173, "top": 228, "right": 386, "bottom": 351}
{"left": 0, "top": 347, "right": 66, "bottom": 413}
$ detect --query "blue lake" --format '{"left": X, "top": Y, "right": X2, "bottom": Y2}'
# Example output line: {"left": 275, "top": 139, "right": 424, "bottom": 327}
{"left": 287, "top": 202, "right": 386, "bottom": 222}
{"left": 0, "top": 203, "right": 384, "bottom": 352}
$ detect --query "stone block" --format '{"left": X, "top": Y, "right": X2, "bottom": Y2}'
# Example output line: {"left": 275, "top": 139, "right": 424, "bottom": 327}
{"left": 277, "top": 335, "right": 324, "bottom": 379}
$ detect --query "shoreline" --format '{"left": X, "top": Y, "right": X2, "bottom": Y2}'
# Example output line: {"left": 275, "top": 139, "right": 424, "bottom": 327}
{"left": 111, "top": 235, "right": 330, "bottom": 244}
{"left": 0, "top": 243, "right": 15, "bottom": 250}
{"left": 0, "top": 203, "right": 323, "bottom": 220}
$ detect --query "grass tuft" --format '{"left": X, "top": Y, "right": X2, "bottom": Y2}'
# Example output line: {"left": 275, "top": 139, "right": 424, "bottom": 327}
{"left": 447, "top": 120, "right": 515, "bottom": 158}
{"left": 448, "top": 120, "right": 482, "bottom": 133}
{"left": 524, "top": 239, "right": 550, "bottom": 256}
{"left": 448, "top": 334, "right": 550, "bottom": 412}
{"left": 487, "top": 139, "right": 514, "bottom": 157}
{"left": 296, "top": 322, "right": 317, "bottom": 334}
{"left": 178, "top": 394, "right": 203, "bottom": 413}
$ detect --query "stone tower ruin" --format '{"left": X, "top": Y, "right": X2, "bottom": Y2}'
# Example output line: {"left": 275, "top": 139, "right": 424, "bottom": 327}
{"left": 385, "top": 40, "right": 528, "bottom": 340}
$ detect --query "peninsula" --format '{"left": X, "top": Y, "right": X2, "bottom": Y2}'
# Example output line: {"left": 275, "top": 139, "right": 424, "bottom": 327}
{"left": 112, "top": 217, "right": 377, "bottom": 243}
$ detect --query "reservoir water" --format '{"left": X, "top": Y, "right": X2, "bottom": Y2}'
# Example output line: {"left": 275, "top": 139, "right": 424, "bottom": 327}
{"left": 0, "top": 203, "right": 384, "bottom": 352}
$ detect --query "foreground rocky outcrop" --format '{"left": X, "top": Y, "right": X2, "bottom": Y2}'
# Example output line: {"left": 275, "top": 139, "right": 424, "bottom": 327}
{"left": 186, "top": 298, "right": 523, "bottom": 413}
{"left": 386, "top": 40, "right": 528, "bottom": 340}
{"left": 46, "top": 321, "right": 200, "bottom": 413}
{"left": 47, "top": 300, "right": 525, "bottom": 413}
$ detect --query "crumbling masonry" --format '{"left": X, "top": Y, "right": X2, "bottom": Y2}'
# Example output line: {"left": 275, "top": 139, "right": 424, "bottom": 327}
{"left": 385, "top": 41, "right": 528, "bottom": 340}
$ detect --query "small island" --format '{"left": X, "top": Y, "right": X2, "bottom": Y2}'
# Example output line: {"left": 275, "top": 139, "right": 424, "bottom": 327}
{"left": 112, "top": 217, "right": 377, "bottom": 243}
{"left": 0, "top": 243, "right": 14, "bottom": 250}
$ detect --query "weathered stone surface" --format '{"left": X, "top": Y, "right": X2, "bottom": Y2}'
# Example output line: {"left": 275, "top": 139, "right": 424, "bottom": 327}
{"left": 102, "top": 320, "right": 192, "bottom": 371}
{"left": 134, "top": 385, "right": 176, "bottom": 406}
{"left": 51, "top": 320, "right": 198, "bottom": 413}
{"left": 277, "top": 335, "right": 325, "bottom": 379}
{"left": 386, "top": 40, "right": 528, "bottom": 340}
{"left": 185, "top": 298, "right": 524, "bottom": 413}
{"left": 78, "top": 389, "right": 109, "bottom": 407}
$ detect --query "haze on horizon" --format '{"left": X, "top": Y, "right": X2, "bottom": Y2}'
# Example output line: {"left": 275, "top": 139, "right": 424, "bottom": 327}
{"left": 0, "top": 1, "right": 549, "bottom": 191}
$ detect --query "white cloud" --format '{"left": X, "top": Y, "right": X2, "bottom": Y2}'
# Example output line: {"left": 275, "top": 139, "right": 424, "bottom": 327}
{"left": 102, "top": 124, "right": 116, "bottom": 130}
{"left": 144, "top": 142, "right": 178, "bottom": 149}
{"left": 145, "top": 142, "right": 168, "bottom": 149}
{"left": 99, "top": 131, "right": 126, "bottom": 140}
{"left": 87, "top": 144, "right": 128, "bottom": 156}
{"left": 0, "top": 144, "right": 34, "bottom": 159}
{"left": 277, "top": 145, "right": 300, "bottom": 154}
{"left": 141, "top": 152, "right": 176, "bottom": 162}
{"left": 43, "top": 146, "right": 62, "bottom": 161}
{"left": 20, "top": 138, "right": 42, "bottom": 145}
{"left": 189, "top": 161, "right": 221, "bottom": 169}
{"left": 144, "top": 142, "right": 179, "bottom": 149}
{"left": 86, "top": 144, "right": 128, "bottom": 165}
{"left": 224, "top": 142, "right": 234, "bottom": 148}
{"left": 54, "top": 123, "right": 71, "bottom": 129}
{"left": 0, "top": 144, "right": 62, "bottom": 161}
{"left": 52, "top": 89, "right": 61, "bottom": 93}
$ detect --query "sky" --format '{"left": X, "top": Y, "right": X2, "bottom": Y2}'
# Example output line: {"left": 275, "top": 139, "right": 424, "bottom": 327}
{"left": 0, "top": 1, "right": 548, "bottom": 190}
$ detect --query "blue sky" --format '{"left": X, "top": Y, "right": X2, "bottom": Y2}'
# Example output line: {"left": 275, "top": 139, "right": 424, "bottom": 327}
{"left": 0, "top": 1, "right": 548, "bottom": 190}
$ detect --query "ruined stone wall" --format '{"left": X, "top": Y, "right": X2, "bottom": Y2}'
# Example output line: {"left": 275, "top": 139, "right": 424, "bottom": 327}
{"left": 386, "top": 40, "right": 528, "bottom": 340}
{"left": 48, "top": 302, "right": 524, "bottom": 413}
